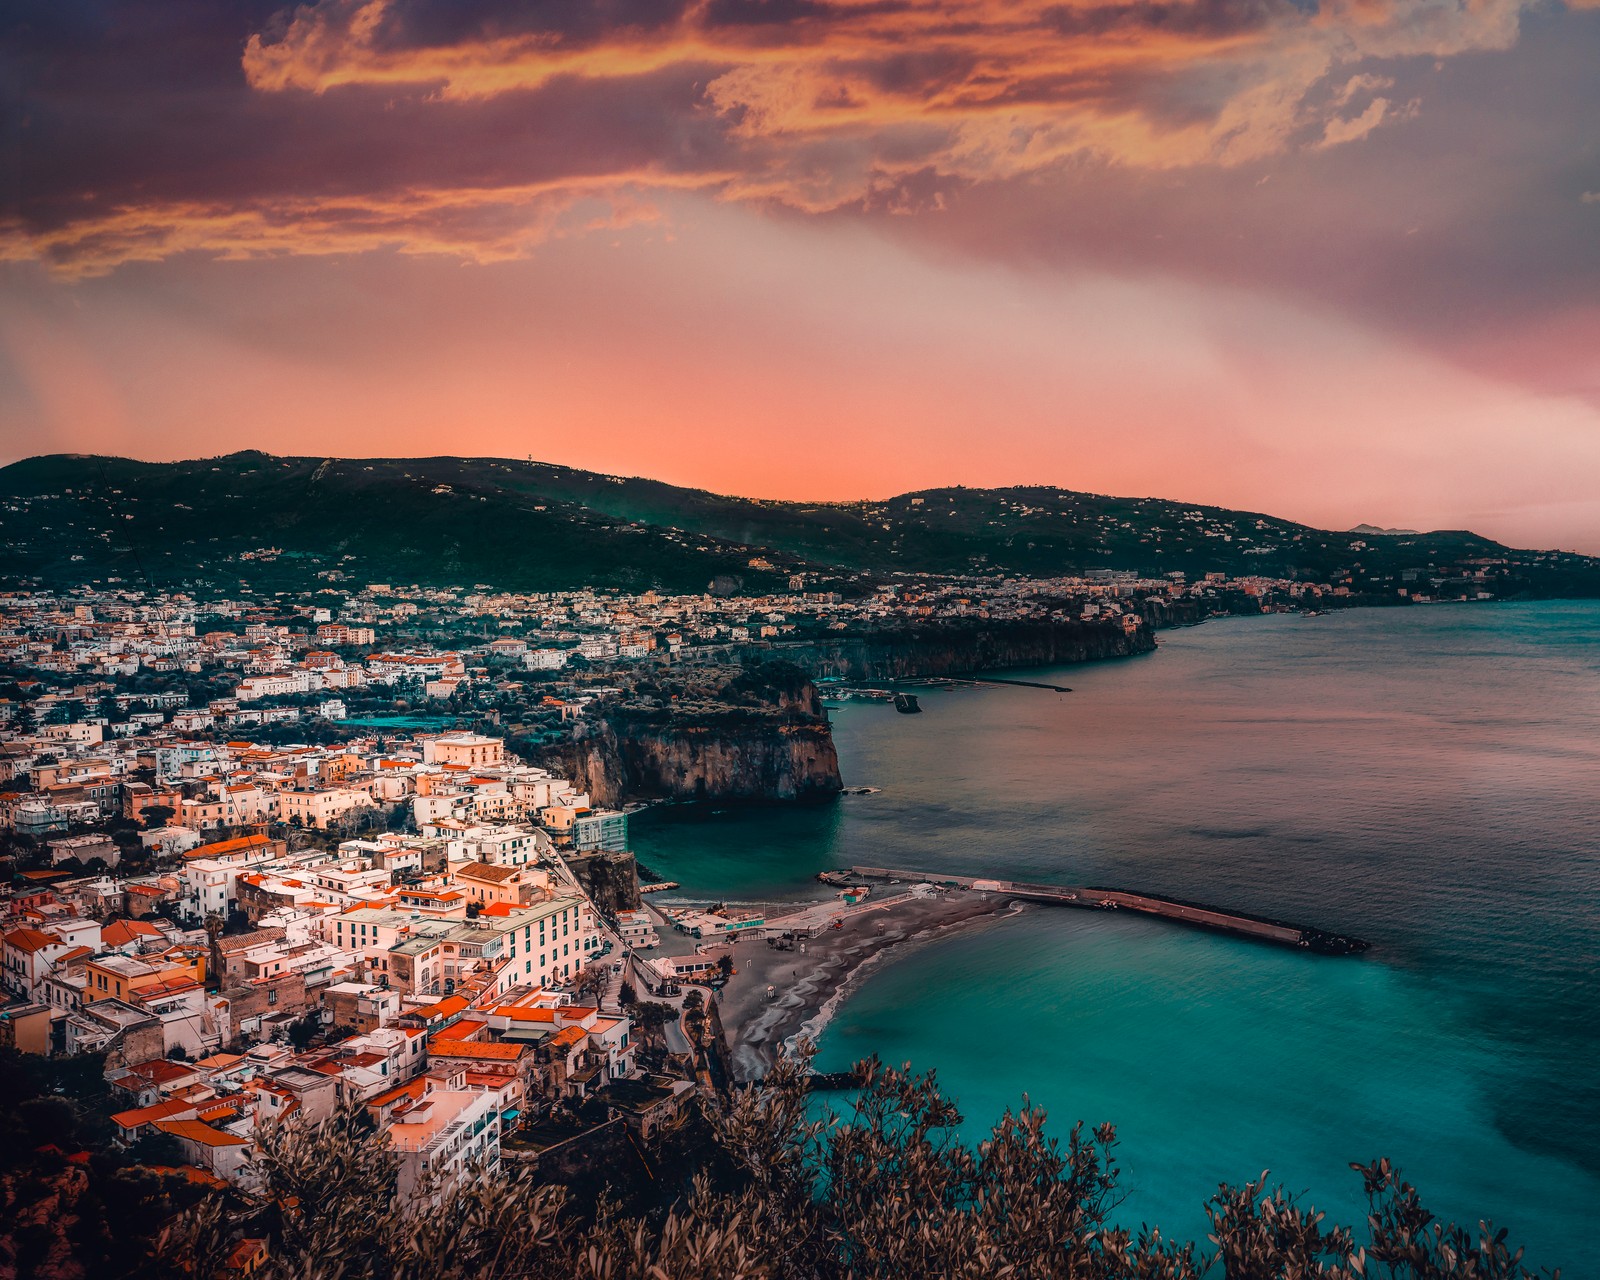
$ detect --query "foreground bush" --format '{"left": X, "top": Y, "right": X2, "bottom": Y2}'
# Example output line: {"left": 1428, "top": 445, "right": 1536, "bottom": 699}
{"left": 156, "top": 1050, "right": 1558, "bottom": 1280}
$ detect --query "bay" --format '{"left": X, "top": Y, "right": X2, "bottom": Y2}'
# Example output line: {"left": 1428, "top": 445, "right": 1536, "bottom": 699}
{"left": 632, "top": 601, "right": 1600, "bottom": 1269}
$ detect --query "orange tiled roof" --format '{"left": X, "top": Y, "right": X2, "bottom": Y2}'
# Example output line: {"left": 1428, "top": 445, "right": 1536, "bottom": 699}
{"left": 490, "top": 1005, "right": 557, "bottom": 1023}
{"left": 112, "top": 1099, "right": 196, "bottom": 1130}
{"left": 3, "top": 927, "right": 63, "bottom": 954}
{"left": 407, "top": 993, "right": 469, "bottom": 1021}
{"left": 103, "top": 919, "right": 162, "bottom": 947}
{"left": 427, "top": 1039, "right": 526, "bottom": 1061}
{"left": 548, "top": 1026, "right": 586, "bottom": 1051}
{"left": 367, "top": 1077, "right": 428, "bottom": 1109}
{"left": 186, "top": 833, "right": 273, "bottom": 860}
{"left": 153, "top": 1119, "right": 248, "bottom": 1148}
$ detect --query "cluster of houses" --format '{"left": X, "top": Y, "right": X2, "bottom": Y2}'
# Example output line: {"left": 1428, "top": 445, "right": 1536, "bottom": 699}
{"left": 0, "top": 724, "right": 681, "bottom": 1205}
{"left": 4, "top": 714, "right": 625, "bottom": 848}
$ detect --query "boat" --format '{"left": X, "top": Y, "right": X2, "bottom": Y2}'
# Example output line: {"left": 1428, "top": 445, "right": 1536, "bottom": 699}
{"left": 893, "top": 692, "right": 922, "bottom": 714}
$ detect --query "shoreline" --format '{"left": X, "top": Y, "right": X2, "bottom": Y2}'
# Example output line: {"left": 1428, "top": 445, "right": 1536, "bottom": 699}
{"left": 715, "top": 888, "right": 1023, "bottom": 1081}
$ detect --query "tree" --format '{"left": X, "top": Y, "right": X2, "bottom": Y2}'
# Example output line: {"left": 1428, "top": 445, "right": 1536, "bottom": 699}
{"left": 15, "top": 1096, "right": 78, "bottom": 1150}
{"left": 153, "top": 1051, "right": 1561, "bottom": 1280}
{"left": 286, "top": 1012, "right": 321, "bottom": 1053}
{"left": 575, "top": 963, "right": 609, "bottom": 1002}
{"left": 630, "top": 1002, "right": 676, "bottom": 1032}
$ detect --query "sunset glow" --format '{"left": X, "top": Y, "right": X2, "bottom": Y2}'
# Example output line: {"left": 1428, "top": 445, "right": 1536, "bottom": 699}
{"left": 4, "top": 0, "right": 1600, "bottom": 547}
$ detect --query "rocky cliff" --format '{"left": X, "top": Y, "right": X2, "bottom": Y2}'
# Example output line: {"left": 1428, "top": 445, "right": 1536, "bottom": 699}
{"left": 564, "top": 850, "right": 644, "bottom": 915}
{"left": 553, "top": 662, "right": 844, "bottom": 807}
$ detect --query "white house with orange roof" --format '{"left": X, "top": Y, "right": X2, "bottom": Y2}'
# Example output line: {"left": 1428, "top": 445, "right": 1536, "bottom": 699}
{"left": 380, "top": 1065, "right": 501, "bottom": 1205}
{"left": 2, "top": 926, "right": 78, "bottom": 1000}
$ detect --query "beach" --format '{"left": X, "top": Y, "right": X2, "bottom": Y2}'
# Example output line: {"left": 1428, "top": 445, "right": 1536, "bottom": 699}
{"left": 714, "top": 887, "right": 1022, "bottom": 1080}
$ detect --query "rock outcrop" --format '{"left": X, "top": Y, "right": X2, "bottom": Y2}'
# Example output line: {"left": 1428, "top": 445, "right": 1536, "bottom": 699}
{"left": 565, "top": 850, "right": 644, "bottom": 915}
{"left": 554, "top": 662, "right": 844, "bottom": 807}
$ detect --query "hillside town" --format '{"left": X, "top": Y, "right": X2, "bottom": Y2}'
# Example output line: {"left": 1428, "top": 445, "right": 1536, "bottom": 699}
{"left": 0, "top": 707, "right": 731, "bottom": 1188}
{"left": 0, "top": 560, "right": 1545, "bottom": 1249}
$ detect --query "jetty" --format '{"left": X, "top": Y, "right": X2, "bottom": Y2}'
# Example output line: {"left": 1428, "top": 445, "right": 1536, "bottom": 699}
{"left": 941, "top": 675, "right": 1073, "bottom": 693}
{"left": 849, "top": 866, "right": 1368, "bottom": 956}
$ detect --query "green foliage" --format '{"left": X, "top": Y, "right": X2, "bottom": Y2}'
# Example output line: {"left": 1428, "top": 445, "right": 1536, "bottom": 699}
{"left": 7, "top": 452, "right": 1599, "bottom": 595}
{"left": 12, "top": 1049, "right": 1555, "bottom": 1280}
{"left": 629, "top": 1001, "right": 677, "bottom": 1031}
{"left": 155, "top": 1053, "right": 1560, "bottom": 1280}
{"left": 286, "top": 1012, "right": 322, "bottom": 1052}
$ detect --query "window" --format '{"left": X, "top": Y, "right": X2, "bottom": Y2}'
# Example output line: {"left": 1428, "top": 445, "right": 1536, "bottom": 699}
{"left": 267, "top": 989, "right": 277, "bottom": 1006}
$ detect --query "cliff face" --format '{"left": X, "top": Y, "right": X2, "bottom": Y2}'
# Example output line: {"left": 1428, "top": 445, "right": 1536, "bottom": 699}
{"left": 748, "top": 618, "right": 1156, "bottom": 683}
{"left": 556, "top": 661, "right": 844, "bottom": 807}
{"left": 565, "top": 850, "right": 644, "bottom": 915}
{"left": 565, "top": 717, "right": 843, "bottom": 808}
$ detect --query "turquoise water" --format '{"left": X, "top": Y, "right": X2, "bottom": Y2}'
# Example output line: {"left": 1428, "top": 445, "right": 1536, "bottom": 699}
{"left": 337, "top": 714, "right": 458, "bottom": 729}
{"left": 632, "top": 602, "right": 1600, "bottom": 1269}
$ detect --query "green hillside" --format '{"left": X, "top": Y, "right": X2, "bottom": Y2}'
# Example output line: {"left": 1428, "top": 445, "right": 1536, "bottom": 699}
{"left": 2, "top": 451, "right": 1597, "bottom": 596}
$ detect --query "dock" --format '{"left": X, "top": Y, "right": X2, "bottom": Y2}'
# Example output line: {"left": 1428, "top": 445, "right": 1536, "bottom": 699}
{"left": 939, "top": 675, "right": 1073, "bottom": 693}
{"left": 849, "top": 866, "right": 1368, "bottom": 955}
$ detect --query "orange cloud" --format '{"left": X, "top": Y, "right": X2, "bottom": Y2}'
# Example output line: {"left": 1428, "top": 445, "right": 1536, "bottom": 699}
{"left": 0, "top": 176, "right": 722, "bottom": 278}
{"left": 243, "top": 0, "right": 1525, "bottom": 184}
{"left": 3, "top": 0, "right": 1536, "bottom": 274}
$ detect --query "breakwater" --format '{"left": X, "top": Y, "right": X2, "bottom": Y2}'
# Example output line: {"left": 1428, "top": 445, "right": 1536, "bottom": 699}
{"left": 850, "top": 866, "right": 1369, "bottom": 955}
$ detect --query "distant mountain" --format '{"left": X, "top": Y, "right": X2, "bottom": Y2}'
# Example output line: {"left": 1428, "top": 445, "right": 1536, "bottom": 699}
{"left": 2, "top": 451, "right": 1597, "bottom": 596}
{"left": 1350, "top": 524, "right": 1422, "bottom": 537}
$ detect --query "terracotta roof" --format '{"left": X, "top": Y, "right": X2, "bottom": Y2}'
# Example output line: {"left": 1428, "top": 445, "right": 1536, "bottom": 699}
{"left": 103, "top": 919, "right": 162, "bottom": 947}
{"left": 142, "top": 1164, "right": 231, "bottom": 1190}
{"left": 4, "top": 927, "right": 65, "bottom": 954}
{"left": 186, "top": 834, "right": 274, "bottom": 860}
{"left": 406, "top": 994, "right": 469, "bottom": 1021}
{"left": 454, "top": 862, "right": 522, "bottom": 885}
{"left": 126, "top": 1059, "right": 200, "bottom": 1085}
{"left": 491, "top": 1005, "right": 557, "bottom": 1023}
{"left": 112, "top": 1099, "right": 196, "bottom": 1130}
{"left": 367, "top": 1077, "right": 428, "bottom": 1109}
{"left": 548, "top": 1026, "right": 586, "bottom": 1051}
{"left": 427, "top": 1039, "right": 526, "bottom": 1061}
{"left": 153, "top": 1119, "right": 248, "bottom": 1148}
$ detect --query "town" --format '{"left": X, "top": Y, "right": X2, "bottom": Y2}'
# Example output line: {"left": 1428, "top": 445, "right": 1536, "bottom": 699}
{"left": 0, "top": 559, "right": 1566, "bottom": 1269}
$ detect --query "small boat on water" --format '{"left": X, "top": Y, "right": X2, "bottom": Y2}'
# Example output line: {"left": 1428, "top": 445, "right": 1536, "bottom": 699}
{"left": 893, "top": 692, "right": 922, "bottom": 714}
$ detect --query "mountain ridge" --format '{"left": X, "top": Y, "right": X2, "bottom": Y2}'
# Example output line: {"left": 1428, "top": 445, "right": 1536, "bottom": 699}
{"left": 3, "top": 451, "right": 1597, "bottom": 597}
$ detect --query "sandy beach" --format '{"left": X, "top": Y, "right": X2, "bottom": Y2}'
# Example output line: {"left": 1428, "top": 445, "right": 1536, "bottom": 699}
{"left": 715, "top": 888, "right": 1024, "bottom": 1080}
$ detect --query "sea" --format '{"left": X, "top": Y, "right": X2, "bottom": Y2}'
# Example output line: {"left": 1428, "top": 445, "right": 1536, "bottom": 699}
{"left": 630, "top": 601, "right": 1600, "bottom": 1271}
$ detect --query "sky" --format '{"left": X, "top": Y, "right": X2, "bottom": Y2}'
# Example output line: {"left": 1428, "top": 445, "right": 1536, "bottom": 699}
{"left": 3, "top": 0, "right": 1599, "bottom": 550}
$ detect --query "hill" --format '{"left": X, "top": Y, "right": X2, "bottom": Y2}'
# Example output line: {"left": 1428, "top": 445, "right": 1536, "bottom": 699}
{"left": 3, "top": 451, "right": 1597, "bottom": 595}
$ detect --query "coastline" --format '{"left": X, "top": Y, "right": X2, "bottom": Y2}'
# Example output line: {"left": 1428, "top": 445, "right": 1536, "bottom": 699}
{"left": 715, "top": 888, "right": 1023, "bottom": 1080}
